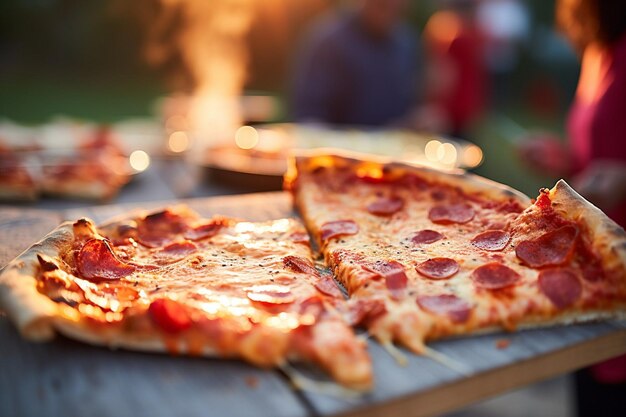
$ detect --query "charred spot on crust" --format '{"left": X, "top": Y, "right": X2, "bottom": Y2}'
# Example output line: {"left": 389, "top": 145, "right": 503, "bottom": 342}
{"left": 74, "top": 218, "right": 91, "bottom": 227}
{"left": 37, "top": 254, "right": 59, "bottom": 272}
{"left": 144, "top": 210, "right": 171, "bottom": 222}
{"left": 73, "top": 218, "right": 97, "bottom": 238}
{"left": 116, "top": 221, "right": 138, "bottom": 237}
{"left": 610, "top": 225, "right": 626, "bottom": 238}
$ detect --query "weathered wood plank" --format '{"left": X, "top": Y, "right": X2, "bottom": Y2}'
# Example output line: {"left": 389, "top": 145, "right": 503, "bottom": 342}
{"left": 0, "top": 207, "right": 63, "bottom": 267}
{"left": 0, "top": 318, "right": 309, "bottom": 417}
{"left": 299, "top": 322, "right": 626, "bottom": 417}
{"left": 0, "top": 196, "right": 310, "bottom": 417}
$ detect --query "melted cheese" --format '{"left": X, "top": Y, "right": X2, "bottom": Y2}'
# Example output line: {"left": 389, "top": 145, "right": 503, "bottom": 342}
{"left": 39, "top": 211, "right": 371, "bottom": 389}
{"left": 294, "top": 159, "right": 626, "bottom": 352}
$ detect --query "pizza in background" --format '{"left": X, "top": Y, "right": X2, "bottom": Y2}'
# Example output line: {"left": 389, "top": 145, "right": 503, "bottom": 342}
{"left": 0, "top": 121, "right": 134, "bottom": 201}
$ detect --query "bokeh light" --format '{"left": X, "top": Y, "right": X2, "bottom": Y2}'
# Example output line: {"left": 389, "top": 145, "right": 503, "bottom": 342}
{"left": 235, "top": 125, "right": 259, "bottom": 149}
{"left": 129, "top": 150, "right": 150, "bottom": 172}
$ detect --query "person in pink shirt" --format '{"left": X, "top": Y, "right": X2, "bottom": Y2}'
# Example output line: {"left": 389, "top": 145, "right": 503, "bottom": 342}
{"left": 520, "top": 1, "right": 626, "bottom": 415}
{"left": 521, "top": 0, "right": 626, "bottom": 227}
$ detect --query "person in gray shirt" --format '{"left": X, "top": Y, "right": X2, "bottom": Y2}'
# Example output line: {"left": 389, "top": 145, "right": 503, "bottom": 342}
{"left": 291, "top": 0, "right": 426, "bottom": 129}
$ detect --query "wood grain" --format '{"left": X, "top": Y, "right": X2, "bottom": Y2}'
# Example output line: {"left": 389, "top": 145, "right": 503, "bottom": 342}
{"left": 0, "top": 318, "right": 309, "bottom": 417}
{"left": 1, "top": 193, "right": 626, "bottom": 417}
{"left": 0, "top": 207, "right": 62, "bottom": 266}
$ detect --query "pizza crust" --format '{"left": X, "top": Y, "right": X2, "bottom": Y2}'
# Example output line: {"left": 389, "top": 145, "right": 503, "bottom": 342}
{"left": 0, "top": 214, "right": 228, "bottom": 354}
{"left": 287, "top": 149, "right": 531, "bottom": 206}
{"left": 549, "top": 180, "right": 626, "bottom": 273}
{"left": 0, "top": 222, "right": 74, "bottom": 341}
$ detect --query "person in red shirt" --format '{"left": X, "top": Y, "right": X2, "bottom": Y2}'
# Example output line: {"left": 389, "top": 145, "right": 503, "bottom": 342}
{"left": 520, "top": 1, "right": 626, "bottom": 416}
{"left": 423, "top": 0, "right": 488, "bottom": 138}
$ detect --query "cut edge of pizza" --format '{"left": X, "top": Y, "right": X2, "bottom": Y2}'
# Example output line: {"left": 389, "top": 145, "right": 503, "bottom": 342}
{"left": 287, "top": 150, "right": 626, "bottom": 354}
{"left": 0, "top": 205, "right": 372, "bottom": 390}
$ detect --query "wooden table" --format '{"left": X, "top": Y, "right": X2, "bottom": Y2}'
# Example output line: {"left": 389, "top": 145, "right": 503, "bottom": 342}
{"left": 1, "top": 192, "right": 625, "bottom": 417}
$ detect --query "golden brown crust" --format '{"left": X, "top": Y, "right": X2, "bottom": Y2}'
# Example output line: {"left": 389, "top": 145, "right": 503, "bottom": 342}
{"left": 286, "top": 149, "right": 531, "bottom": 205}
{"left": 0, "top": 222, "right": 74, "bottom": 340}
{"left": 549, "top": 180, "right": 626, "bottom": 274}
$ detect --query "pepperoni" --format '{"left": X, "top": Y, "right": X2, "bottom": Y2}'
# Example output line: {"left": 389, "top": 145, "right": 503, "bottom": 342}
{"left": 471, "top": 230, "right": 510, "bottom": 251}
{"left": 411, "top": 230, "right": 444, "bottom": 245}
{"left": 156, "top": 240, "right": 198, "bottom": 263}
{"left": 581, "top": 261, "right": 605, "bottom": 283}
{"left": 76, "top": 239, "right": 136, "bottom": 281}
{"left": 471, "top": 262, "right": 520, "bottom": 289}
{"left": 183, "top": 218, "right": 229, "bottom": 241}
{"left": 575, "top": 241, "right": 605, "bottom": 282}
{"left": 535, "top": 191, "right": 552, "bottom": 210}
{"left": 37, "top": 254, "right": 59, "bottom": 272}
{"left": 416, "top": 258, "right": 459, "bottom": 280}
{"left": 538, "top": 268, "right": 582, "bottom": 309}
{"left": 283, "top": 256, "right": 318, "bottom": 276}
{"left": 137, "top": 210, "right": 188, "bottom": 247}
{"left": 314, "top": 274, "right": 344, "bottom": 298}
{"left": 289, "top": 231, "right": 310, "bottom": 245}
{"left": 428, "top": 203, "right": 475, "bottom": 224}
{"left": 247, "top": 285, "right": 294, "bottom": 305}
{"left": 366, "top": 196, "right": 404, "bottom": 216}
{"left": 320, "top": 220, "right": 359, "bottom": 242}
{"left": 348, "top": 299, "right": 387, "bottom": 327}
{"left": 515, "top": 225, "right": 578, "bottom": 268}
{"left": 364, "top": 260, "right": 408, "bottom": 299}
{"left": 149, "top": 298, "right": 192, "bottom": 333}
{"left": 115, "top": 221, "right": 138, "bottom": 240}
{"left": 298, "top": 296, "right": 325, "bottom": 321}
{"left": 416, "top": 294, "right": 472, "bottom": 323}
{"left": 161, "top": 240, "right": 197, "bottom": 255}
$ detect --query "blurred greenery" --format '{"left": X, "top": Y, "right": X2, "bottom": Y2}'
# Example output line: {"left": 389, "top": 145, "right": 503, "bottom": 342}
{"left": 0, "top": 76, "right": 164, "bottom": 124}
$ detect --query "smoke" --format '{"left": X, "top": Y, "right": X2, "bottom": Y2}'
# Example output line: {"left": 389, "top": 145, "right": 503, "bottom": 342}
{"left": 140, "top": 0, "right": 255, "bottom": 144}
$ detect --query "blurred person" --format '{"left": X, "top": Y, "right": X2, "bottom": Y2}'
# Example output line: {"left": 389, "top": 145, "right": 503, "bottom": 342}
{"left": 290, "top": 0, "right": 444, "bottom": 131}
{"left": 423, "top": 0, "right": 488, "bottom": 138}
{"left": 476, "top": 0, "right": 530, "bottom": 107}
{"left": 518, "top": 1, "right": 626, "bottom": 415}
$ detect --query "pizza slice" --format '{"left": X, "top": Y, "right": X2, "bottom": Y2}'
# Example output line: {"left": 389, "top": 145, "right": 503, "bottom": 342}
{"left": 0, "top": 143, "right": 38, "bottom": 201}
{"left": 39, "top": 126, "right": 132, "bottom": 201}
{"left": 287, "top": 152, "right": 626, "bottom": 354}
{"left": 0, "top": 206, "right": 371, "bottom": 389}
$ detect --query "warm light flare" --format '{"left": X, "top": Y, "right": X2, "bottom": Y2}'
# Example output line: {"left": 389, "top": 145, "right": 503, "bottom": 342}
{"left": 264, "top": 312, "right": 301, "bottom": 332}
{"left": 129, "top": 150, "right": 151, "bottom": 172}
{"left": 425, "top": 10, "right": 462, "bottom": 46}
{"left": 235, "top": 125, "right": 259, "bottom": 149}
{"left": 168, "top": 131, "right": 190, "bottom": 153}
{"left": 462, "top": 144, "right": 484, "bottom": 168}
{"left": 437, "top": 143, "right": 457, "bottom": 165}
{"left": 356, "top": 164, "right": 384, "bottom": 179}
{"left": 425, "top": 140, "right": 442, "bottom": 162}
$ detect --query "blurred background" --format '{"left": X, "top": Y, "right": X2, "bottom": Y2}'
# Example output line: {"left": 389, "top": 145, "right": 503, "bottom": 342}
{"left": 0, "top": 0, "right": 579, "bottom": 198}
{"left": 2, "top": 1, "right": 624, "bottom": 416}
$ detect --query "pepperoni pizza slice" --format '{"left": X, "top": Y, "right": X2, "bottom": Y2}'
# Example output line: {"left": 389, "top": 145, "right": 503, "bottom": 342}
{"left": 0, "top": 206, "right": 371, "bottom": 389}
{"left": 287, "top": 152, "right": 626, "bottom": 354}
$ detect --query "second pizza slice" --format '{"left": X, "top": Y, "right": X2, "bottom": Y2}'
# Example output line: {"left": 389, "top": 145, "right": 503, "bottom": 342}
{"left": 288, "top": 152, "right": 626, "bottom": 353}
